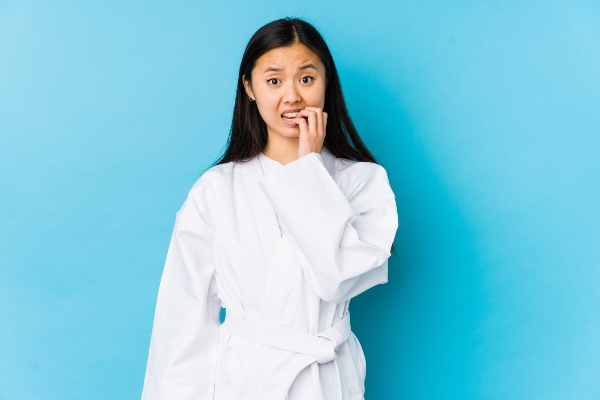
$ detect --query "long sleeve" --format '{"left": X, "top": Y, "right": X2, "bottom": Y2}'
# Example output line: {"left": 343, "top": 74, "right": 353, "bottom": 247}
{"left": 258, "top": 152, "right": 398, "bottom": 304}
{"left": 141, "top": 171, "right": 221, "bottom": 399}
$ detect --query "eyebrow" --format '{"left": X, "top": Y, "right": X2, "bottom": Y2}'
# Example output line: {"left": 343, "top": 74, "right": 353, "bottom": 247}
{"left": 299, "top": 63, "right": 317, "bottom": 71}
{"left": 263, "top": 63, "right": 317, "bottom": 73}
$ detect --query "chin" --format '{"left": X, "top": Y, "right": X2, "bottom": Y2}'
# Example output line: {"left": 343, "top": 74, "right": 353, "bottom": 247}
{"left": 280, "top": 130, "right": 300, "bottom": 138}
{"left": 268, "top": 124, "right": 300, "bottom": 138}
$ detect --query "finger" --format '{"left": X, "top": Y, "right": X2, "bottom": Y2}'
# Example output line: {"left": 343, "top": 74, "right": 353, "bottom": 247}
{"left": 323, "top": 112, "right": 328, "bottom": 137}
{"left": 303, "top": 107, "right": 322, "bottom": 113}
{"left": 315, "top": 109, "right": 323, "bottom": 136}
{"left": 293, "top": 115, "right": 308, "bottom": 136}
{"left": 306, "top": 110, "right": 318, "bottom": 137}
{"left": 304, "top": 107, "right": 324, "bottom": 136}
{"left": 298, "top": 109, "right": 318, "bottom": 136}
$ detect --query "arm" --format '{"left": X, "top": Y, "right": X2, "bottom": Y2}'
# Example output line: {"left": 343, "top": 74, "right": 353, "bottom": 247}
{"left": 141, "top": 171, "right": 221, "bottom": 399}
{"left": 258, "top": 152, "right": 398, "bottom": 304}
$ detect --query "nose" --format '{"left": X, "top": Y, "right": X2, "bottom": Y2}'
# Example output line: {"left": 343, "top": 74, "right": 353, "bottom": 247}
{"left": 282, "top": 81, "right": 301, "bottom": 104}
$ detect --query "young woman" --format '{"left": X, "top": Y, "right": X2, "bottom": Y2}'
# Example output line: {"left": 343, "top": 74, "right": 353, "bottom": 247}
{"left": 141, "top": 17, "right": 398, "bottom": 400}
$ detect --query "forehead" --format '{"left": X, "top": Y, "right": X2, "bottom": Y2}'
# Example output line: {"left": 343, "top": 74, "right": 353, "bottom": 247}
{"left": 255, "top": 43, "right": 323, "bottom": 71}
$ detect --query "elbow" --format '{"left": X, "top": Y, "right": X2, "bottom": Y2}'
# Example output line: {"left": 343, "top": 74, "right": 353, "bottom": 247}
{"left": 316, "top": 261, "right": 389, "bottom": 304}
{"left": 308, "top": 273, "right": 353, "bottom": 303}
{"left": 319, "top": 290, "right": 349, "bottom": 305}
{"left": 316, "top": 277, "right": 360, "bottom": 304}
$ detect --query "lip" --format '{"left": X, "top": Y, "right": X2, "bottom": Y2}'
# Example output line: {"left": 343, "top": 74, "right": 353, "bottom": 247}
{"left": 282, "top": 117, "right": 299, "bottom": 127}
{"left": 281, "top": 108, "right": 302, "bottom": 116}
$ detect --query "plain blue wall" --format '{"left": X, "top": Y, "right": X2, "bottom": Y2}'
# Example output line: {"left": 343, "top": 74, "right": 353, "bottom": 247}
{"left": 1, "top": 1, "right": 599, "bottom": 399}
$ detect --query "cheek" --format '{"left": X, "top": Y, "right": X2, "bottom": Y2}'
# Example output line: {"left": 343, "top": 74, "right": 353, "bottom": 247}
{"left": 306, "top": 85, "right": 326, "bottom": 107}
{"left": 254, "top": 95, "right": 279, "bottom": 119}
{"left": 255, "top": 103, "right": 275, "bottom": 124}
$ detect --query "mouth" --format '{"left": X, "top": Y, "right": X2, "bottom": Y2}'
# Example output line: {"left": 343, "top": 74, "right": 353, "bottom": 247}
{"left": 281, "top": 111, "right": 301, "bottom": 119}
{"left": 281, "top": 109, "right": 302, "bottom": 127}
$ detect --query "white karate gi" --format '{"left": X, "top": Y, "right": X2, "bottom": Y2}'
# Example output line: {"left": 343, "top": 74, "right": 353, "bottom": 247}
{"left": 141, "top": 146, "right": 398, "bottom": 400}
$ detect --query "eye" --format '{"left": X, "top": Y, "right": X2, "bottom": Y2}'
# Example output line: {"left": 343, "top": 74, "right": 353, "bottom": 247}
{"left": 301, "top": 76, "right": 314, "bottom": 84}
{"left": 267, "top": 78, "right": 280, "bottom": 85}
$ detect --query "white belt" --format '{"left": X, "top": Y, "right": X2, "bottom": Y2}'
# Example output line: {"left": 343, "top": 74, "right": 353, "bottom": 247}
{"left": 222, "top": 311, "right": 352, "bottom": 364}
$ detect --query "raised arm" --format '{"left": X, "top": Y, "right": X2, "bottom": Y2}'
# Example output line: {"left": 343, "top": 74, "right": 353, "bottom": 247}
{"left": 258, "top": 152, "right": 398, "bottom": 304}
{"left": 141, "top": 171, "right": 221, "bottom": 399}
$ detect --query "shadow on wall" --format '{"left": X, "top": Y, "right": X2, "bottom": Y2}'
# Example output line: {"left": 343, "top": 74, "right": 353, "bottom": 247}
{"left": 343, "top": 65, "right": 486, "bottom": 399}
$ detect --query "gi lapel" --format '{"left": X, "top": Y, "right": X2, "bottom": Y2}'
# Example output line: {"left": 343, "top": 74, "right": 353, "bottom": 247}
{"left": 233, "top": 155, "right": 294, "bottom": 399}
{"left": 242, "top": 155, "right": 281, "bottom": 265}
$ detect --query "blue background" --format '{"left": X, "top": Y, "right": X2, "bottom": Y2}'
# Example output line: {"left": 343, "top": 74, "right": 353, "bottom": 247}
{"left": 1, "top": 1, "right": 599, "bottom": 399}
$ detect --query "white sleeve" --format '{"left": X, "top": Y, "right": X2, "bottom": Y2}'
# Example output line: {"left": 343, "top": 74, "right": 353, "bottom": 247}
{"left": 141, "top": 172, "right": 221, "bottom": 400}
{"left": 258, "top": 152, "right": 398, "bottom": 304}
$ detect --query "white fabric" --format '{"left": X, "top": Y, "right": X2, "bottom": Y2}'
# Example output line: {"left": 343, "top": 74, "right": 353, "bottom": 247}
{"left": 141, "top": 146, "right": 398, "bottom": 400}
{"left": 222, "top": 309, "right": 351, "bottom": 365}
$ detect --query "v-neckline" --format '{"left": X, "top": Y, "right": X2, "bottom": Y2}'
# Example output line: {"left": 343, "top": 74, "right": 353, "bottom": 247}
{"left": 258, "top": 147, "right": 336, "bottom": 176}
{"left": 257, "top": 152, "right": 283, "bottom": 177}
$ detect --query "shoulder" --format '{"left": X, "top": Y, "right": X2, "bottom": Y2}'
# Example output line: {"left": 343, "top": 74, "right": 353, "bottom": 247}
{"left": 189, "top": 161, "right": 235, "bottom": 193}
{"left": 333, "top": 158, "right": 393, "bottom": 192}
{"left": 334, "top": 158, "right": 388, "bottom": 181}
{"left": 332, "top": 158, "right": 395, "bottom": 209}
{"left": 322, "top": 146, "right": 390, "bottom": 188}
{"left": 176, "top": 161, "right": 236, "bottom": 220}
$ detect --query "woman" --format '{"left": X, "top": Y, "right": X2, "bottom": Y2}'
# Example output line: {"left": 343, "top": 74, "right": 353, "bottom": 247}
{"left": 141, "top": 17, "right": 398, "bottom": 400}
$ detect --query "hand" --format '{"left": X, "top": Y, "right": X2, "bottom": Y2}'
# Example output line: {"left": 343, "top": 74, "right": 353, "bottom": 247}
{"left": 292, "top": 107, "right": 328, "bottom": 159}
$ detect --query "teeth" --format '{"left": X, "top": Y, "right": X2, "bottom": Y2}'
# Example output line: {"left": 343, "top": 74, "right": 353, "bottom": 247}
{"left": 282, "top": 112, "right": 299, "bottom": 118}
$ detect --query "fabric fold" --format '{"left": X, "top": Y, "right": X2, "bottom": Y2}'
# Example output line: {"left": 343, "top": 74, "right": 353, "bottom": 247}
{"left": 258, "top": 152, "right": 398, "bottom": 304}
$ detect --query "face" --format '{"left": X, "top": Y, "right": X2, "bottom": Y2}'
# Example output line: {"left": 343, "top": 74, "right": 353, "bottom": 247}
{"left": 243, "top": 42, "right": 327, "bottom": 140}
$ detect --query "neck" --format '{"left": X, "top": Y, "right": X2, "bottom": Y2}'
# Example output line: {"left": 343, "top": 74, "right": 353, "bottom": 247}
{"left": 263, "top": 133, "right": 300, "bottom": 165}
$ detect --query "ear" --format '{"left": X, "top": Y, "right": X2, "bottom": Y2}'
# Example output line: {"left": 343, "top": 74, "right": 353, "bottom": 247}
{"left": 242, "top": 74, "right": 255, "bottom": 101}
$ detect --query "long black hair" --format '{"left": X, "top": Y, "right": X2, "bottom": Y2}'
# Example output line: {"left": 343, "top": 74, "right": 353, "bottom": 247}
{"left": 212, "top": 17, "right": 378, "bottom": 166}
